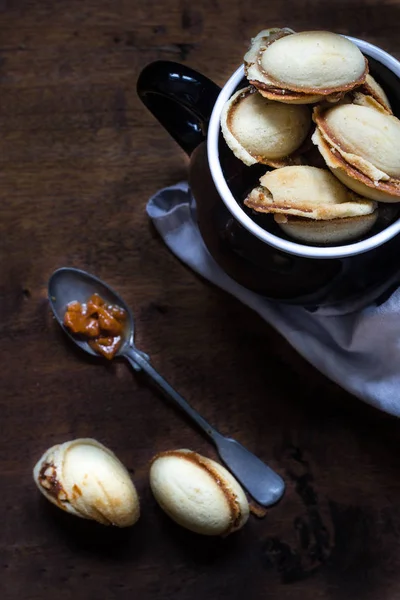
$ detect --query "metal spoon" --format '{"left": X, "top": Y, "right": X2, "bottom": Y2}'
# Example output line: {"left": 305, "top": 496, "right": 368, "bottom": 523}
{"left": 48, "top": 267, "right": 285, "bottom": 506}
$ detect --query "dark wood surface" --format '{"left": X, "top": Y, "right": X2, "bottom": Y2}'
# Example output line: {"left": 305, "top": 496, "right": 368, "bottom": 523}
{"left": 2, "top": 1, "right": 400, "bottom": 598}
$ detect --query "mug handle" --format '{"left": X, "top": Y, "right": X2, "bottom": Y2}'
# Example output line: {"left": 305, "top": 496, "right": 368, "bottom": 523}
{"left": 137, "top": 60, "right": 221, "bottom": 156}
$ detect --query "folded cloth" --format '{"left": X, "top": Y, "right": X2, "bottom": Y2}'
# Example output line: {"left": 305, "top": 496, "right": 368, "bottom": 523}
{"left": 147, "top": 182, "right": 400, "bottom": 417}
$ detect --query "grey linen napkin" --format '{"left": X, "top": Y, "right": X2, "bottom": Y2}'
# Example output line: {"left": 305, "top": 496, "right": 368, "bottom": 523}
{"left": 147, "top": 182, "right": 400, "bottom": 417}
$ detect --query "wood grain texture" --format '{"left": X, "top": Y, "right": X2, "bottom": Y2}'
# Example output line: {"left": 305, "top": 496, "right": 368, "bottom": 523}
{"left": 2, "top": 1, "right": 400, "bottom": 598}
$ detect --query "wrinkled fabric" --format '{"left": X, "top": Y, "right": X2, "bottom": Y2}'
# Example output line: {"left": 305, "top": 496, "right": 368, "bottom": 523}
{"left": 147, "top": 182, "right": 400, "bottom": 417}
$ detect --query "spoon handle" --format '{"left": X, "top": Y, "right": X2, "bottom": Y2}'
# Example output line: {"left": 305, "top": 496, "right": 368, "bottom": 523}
{"left": 212, "top": 434, "right": 285, "bottom": 506}
{"left": 123, "top": 346, "right": 285, "bottom": 506}
{"left": 124, "top": 346, "right": 219, "bottom": 436}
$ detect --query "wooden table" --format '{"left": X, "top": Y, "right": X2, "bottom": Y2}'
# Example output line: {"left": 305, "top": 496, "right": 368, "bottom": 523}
{"left": 2, "top": 1, "right": 400, "bottom": 598}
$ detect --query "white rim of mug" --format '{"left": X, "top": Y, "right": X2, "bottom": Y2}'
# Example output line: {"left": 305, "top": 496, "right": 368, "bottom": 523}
{"left": 207, "top": 36, "right": 400, "bottom": 259}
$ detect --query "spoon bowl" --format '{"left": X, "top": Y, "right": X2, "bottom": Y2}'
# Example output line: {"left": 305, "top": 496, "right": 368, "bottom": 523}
{"left": 48, "top": 267, "right": 135, "bottom": 357}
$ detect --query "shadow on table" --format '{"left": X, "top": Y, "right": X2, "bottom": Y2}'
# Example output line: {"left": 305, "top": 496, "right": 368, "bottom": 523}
{"left": 153, "top": 507, "right": 243, "bottom": 566}
{"left": 38, "top": 497, "right": 144, "bottom": 561}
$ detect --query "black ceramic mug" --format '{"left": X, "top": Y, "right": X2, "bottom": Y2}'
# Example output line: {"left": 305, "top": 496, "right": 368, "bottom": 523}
{"left": 137, "top": 36, "right": 400, "bottom": 307}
